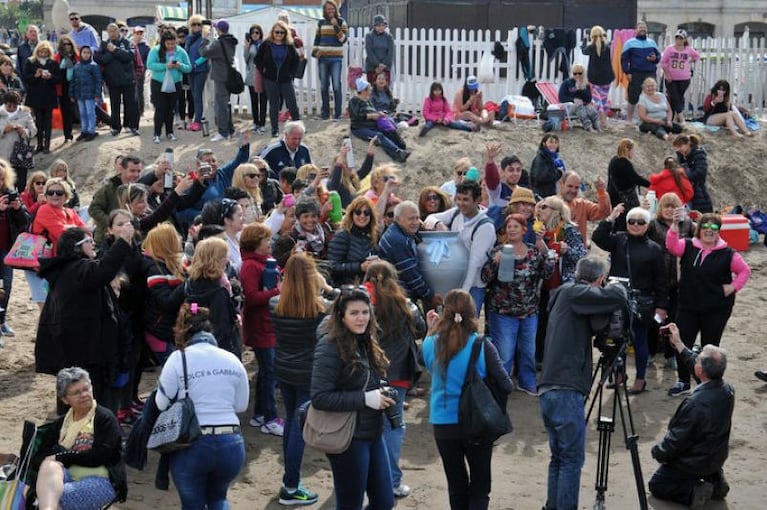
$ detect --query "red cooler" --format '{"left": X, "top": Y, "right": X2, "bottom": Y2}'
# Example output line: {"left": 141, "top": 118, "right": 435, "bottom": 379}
{"left": 720, "top": 214, "right": 750, "bottom": 251}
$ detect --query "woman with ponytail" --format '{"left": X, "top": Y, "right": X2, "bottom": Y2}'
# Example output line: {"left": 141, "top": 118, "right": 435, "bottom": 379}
{"left": 648, "top": 156, "right": 694, "bottom": 205}
{"left": 582, "top": 25, "right": 614, "bottom": 129}
{"left": 421, "top": 289, "right": 513, "bottom": 510}
{"left": 364, "top": 260, "right": 425, "bottom": 498}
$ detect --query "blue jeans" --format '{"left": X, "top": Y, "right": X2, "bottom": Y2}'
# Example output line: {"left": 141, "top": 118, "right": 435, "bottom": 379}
{"left": 77, "top": 98, "right": 96, "bottom": 134}
{"left": 189, "top": 72, "right": 207, "bottom": 123}
{"left": 381, "top": 386, "right": 407, "bottom": 489}
{"left": 421, "top": 120, "right": 474, "bottom": 135}
{"left": 352, "top": 128, "right": 402, "bottom": 160}
{"left": 488, "top": 312, "right": 538, "bottom": 390}
{"left": 327, "top": 437, "right": 393, "bottom": 510}
{"left": 278, "top": 382, "right": 310, "bottom": 488}
{"left": 539, "top": 389, "right": 586, "bottom": 510}
{"left": 253, "top": 347, "right": 278, "bottom": 422}
{"left": 469, "top": 286, "right": 485, "bottom": 318}
{"left": 170, "top": 433, "right": 245, "bottom": 510}
{"left": 318, "top": 59, "right": 342, "bottom": 118}
{"left": 0, "top": 250, "right": 13, "bottom": 323}
{"left": 632, "top": 321, "right": 649, "bottom": 380}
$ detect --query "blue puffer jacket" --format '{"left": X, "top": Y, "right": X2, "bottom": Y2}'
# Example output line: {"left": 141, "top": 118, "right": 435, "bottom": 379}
{"left": 69, "top": 59, "right": 102, "bottom": 100}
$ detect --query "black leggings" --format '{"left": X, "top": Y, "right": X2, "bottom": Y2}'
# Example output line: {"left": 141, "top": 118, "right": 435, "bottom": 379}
{"left": 665, "top": 79, "right": 690, "bottom": 115}
{"left": 434, "top": 430, "right": 493, "bottom": 510}
{"left": 675, "top": 307, "right": 732, "bottom": 384}
{"left": 248, "top": 85, "right": 267, "bottom": 127}
{"left": 31, "top": 107, "right": 52, "bottom": 149}
{"left": 151, "top": 79, "right": 179, "bottom": 137}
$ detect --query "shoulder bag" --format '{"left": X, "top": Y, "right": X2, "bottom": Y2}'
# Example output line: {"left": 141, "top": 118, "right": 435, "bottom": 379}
{"left": 459, "top": 336, "right": 512, "bottom": 443}
{"left": 218, "top": 41, "right": 244, "bottom": 95}
{"left": 303, "top": 365, "right": 370, "bottom": 454}
{"left": 146, "top": 350, "right": 201, "bottom": 453}
{"left": 3, "top": 231, "right": 52, "bottom": 270}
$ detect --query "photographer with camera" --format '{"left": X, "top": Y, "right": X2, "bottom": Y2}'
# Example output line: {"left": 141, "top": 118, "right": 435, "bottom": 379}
{"left": 649, "top": 323, "right": 733, "bottom": 509}
{"left": 592, "top": 205, "right": 668, "bottom": 395}
{"left": 422, "top": 289, "right": 512, "bottom": 510}
{"left": 539, "top": 256, "right": 626, "bottom": 510}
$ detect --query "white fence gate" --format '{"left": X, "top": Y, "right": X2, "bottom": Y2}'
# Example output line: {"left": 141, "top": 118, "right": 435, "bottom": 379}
{"left": 231, "top": 26, "right": 766, "bottom": 119}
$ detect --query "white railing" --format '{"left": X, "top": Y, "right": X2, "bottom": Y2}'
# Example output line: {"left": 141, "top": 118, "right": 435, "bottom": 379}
{"left": 229, "top": 26, "right": 767, "bottom": 119}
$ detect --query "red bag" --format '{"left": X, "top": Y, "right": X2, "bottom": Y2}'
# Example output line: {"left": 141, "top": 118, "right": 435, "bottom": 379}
{"left": 253, "top": 68, "right": 263, "bottom": 94}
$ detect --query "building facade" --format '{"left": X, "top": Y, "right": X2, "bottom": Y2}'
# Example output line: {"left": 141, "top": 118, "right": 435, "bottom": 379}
{"left": 638, "top": 0, "right": 767, "bottom": 38}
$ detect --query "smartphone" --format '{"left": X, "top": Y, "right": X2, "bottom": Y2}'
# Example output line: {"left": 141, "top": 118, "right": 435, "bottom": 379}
{"left": 199, "top": 164, "right": 212, "bottom": 178}
{"left": 436, "top": 304, "right": 444, "bottom": 314}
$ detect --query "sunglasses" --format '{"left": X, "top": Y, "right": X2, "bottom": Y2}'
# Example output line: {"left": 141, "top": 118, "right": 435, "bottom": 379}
{"left": 244, "top": 173, "right": 260, "bottom": 179}
{"left": 34, "top": 181, "right": 46, "bottom": 185}
{"left": 572, "top": 72, "right": 583, "bottom": 75}
{"left": 273, "top": 30, "right": 286, "bottom": 35}
{"left": 251, "top": 30, "right": 262, "bottom": 35}
{"left": 699, "top": 223, "right": 721, "bottom": 231}
{"left": 455, "top": 171, "right": 465, "bottom": 177}
{"left": 353, "top": 209, "right": 372, "bottom": 217}
{"left": 627, "top": 218, "right": 648, "bottom": 226}
{"left": 425, "top": 194, "right": 440, "bottom": 201}
{"left": 63, "top": 42, "right": 73, "bottom": 46}
{"left": 75, "top": 237, "right": 94, "bottom": 247}
{"left": 46, "top": 189, "right": 66, "bottom": 197}
{"left": 191, "top": 22, "right": 202, "bottom": 26}
{"left": 69, "top": 17, "right": 80, "bottom": 21}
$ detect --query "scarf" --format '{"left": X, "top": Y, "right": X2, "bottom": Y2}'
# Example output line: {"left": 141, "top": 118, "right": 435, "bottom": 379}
{"left": 296, "top": 224, "right": 325, "bottom": 254}
{"left": 59, "top": 399, "right": 98, "bottom": 449}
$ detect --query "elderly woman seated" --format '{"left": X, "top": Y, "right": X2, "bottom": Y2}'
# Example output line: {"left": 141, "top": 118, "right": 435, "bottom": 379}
{"left": 32, "top": 367, "right": 127, "bottom": 510}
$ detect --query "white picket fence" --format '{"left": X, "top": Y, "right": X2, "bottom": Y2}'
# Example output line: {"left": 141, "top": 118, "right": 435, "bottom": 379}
{"left": 230, "top": 26, "right": 767, "bottom": 119}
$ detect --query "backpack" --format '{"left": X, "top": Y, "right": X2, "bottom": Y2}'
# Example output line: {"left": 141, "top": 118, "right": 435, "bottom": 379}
{"left": 448, "top": 210, "right": 495, "bottom": 241}
{"left": 219, "top": 41, "right": 244, "bottom": 95}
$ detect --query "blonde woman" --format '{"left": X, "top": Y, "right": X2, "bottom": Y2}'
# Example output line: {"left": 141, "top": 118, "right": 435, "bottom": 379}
{"left": 558, "top": 64, "right": 600, "bottom": 132}
{"left": 255, "top": 21, "right": 301, "bottom": 137}
{"left": 582, "top": 25, "right": 614, "bottom": 128}
{"left": 22, "top": 40, "right": 57, "bottom": 153}
{"left": 47, "top": 158, "right": 79, "bottom": 208}
{"left": 232, "top": 163, "right": 264, "bottom": 223}
{"left": 21, "top": 170, "right": 47, "bottom": 215}
{"left": 439, "top": 157, "right": 471, "bottom": 197}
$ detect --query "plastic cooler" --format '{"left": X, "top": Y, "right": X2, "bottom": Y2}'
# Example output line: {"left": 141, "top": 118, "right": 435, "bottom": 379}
{"left": 719, "top": 214, "right": 750, "bottom": 251}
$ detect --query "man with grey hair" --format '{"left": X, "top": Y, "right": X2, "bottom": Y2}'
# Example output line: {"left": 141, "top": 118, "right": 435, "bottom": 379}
{"left": 378, "top": 200, "right": 438, "bottom": 307}
{"left": 258, "top": 121, "right": 312, "bottom": 179}
{"left": 539, "top": 256, "right": 627, "bottom": 510}
{"left": 649, "top": 323, "right": 734, "bottom": 509}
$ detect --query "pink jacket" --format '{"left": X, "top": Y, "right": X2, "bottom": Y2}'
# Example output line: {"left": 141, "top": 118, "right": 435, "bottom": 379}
{"left": 422, "top": 96, "right": 453, "bottom": 123}
{"left": 661, "top": 45, "right": 700, "bottom": 81}
{"left": 665, "top": 228, "right": 751, "bottom": 291}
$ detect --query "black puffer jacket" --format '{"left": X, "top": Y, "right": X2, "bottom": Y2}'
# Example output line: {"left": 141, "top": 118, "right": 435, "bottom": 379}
{"left": 327, "top": 226, "right": 377, "bottom": 285}
{"left": 96, "top": 36, "right": 136, "bottom": 87}
{"left": 143, "top": 256, "right": 185, "bottom": 342}
{"left": 651, "top": 349, "right": 734, "bottom": 476}
{"left": 311, "top": 332, "right": 386, "bottom": 441}
{"left": 378, "top": 300, "right": 425, "bottom": 383}
{"left": 271, "top": 295, "right": 327, "bottom": 388}
{"left": 255, "top": 41, "right": 300, "bottom": 83}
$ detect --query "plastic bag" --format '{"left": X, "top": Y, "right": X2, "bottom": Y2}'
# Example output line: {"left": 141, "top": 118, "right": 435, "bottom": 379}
{"left": 161, "top": 71, "right": 176, "bottom": 94}
{"left": 478, "top": 51, "right": 495, "bottom": 83}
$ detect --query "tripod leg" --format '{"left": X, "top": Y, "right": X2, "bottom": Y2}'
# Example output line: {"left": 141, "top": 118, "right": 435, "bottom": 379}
{"left": 616, "top": 379, "right": 649, "bottom": 510}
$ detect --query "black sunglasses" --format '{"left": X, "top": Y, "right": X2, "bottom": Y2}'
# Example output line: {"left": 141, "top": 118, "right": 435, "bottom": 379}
{"left": 46, "top": 189, "right": 66, "bottom": 197}
{"left": 273, "top": 30, "right": 286, "bottom": 35}
{"left": 69, "top": 17, "right": 80, "bottom": 21}
{"left": 244, "top": 173, "right": 260, "bottom": 179}
{"left": 191, "top": 22, "right": 202, "bottom": 27}
{"left": 425, "top": 194, "right": 440, "bottom": 201}
{"left": 627, "top": 218, "right": 648, "bottom": 226}
{"left": 572, "top": 72, "right": 583, "bottom": 75}
{"left": 353, "top": 209, "right": 372, "bottom": 217}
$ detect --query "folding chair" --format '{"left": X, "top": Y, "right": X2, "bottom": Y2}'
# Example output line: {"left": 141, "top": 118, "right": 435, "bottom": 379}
{"left": 535, "top": 81, "right": 575, "bottom": 129}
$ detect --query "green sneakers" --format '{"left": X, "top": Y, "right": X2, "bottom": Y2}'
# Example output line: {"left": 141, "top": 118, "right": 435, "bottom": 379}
{"left": 278, "top": 486, "right": 318, "bottom": 506}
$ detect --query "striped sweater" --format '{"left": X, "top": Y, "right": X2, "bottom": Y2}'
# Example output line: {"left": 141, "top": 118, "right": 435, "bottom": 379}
{"left": 312, "top": 17, "right": 348, "bottom": 60}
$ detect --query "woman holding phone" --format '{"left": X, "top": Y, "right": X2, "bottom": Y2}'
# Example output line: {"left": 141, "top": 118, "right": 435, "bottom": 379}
{"left": 146, "top": 29, "right": 192, "bottom": 144}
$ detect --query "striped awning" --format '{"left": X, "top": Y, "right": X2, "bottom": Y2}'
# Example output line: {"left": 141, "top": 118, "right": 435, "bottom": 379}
{"left": 156, "top": 5, "right": 189, "bottom": 22}
{"left": 240, "top": 4, "right": 322, "bottom": 19}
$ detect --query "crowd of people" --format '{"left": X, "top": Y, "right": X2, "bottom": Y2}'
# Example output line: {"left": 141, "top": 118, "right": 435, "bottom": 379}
{"left": 0, "top": 11, "right": 758, "bottom": 510}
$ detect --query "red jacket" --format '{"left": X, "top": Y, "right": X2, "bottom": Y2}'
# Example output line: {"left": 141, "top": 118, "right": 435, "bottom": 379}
{"left": 21, "top": 190, "right": 41, "bottom": 215}
{"left": 240, "top": 250, "right": 280, "bottom": 349}
{"left": 648, "top": 169, "right": 694, "bottom": 204}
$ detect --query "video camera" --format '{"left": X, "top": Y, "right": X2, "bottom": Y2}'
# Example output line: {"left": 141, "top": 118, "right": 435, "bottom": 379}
{"left": 592, "top": 277, "right": 635, "bottom": 355}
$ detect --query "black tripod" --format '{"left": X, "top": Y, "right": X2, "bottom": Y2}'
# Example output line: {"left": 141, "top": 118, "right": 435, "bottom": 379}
{"left": 585, "top": 342, "right": 648, "bottom": 510}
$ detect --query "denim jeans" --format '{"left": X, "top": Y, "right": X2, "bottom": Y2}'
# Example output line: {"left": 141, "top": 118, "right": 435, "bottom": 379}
{"left": 0, "top": 250, "right": 13, "bottom": 323}
{"left": 351, "top": 128, "right": 402, "bottom": 160}
{"left": 318, "top": 59, "right": 342, "bottom": 119}
{"left": 469, "top": 286, "right": 485, "bottom": 318}
{"left": 170, "top": 433, "right": 245, "bottom": 510}
{"left": 77, "top": 99, "right": 96, "bottom": 135}
{"left": 488, "top": 312, "right": 538, "bottom": 390}
{"left": 632, "top": 321, "right": 649, "bottom": 380}
{"left": 381, "top": 386, "right": 407, "bottom": 489}
{"left": 327, "top": 437, "right": 393, "bottom": 510}
{"left": 253, "top": 347, "right": 278, "bottom": 422}
{"left": 278, "top": 382, "right": 310, "bottom": 488}
{"left": 421, "top": 120, "right": 474, "bottom": 135}
{"left": 539, "top": 389, "right": 586, "bottom": 510}
{"left": 189, "top": 72, "right": 207, "bottom": 123}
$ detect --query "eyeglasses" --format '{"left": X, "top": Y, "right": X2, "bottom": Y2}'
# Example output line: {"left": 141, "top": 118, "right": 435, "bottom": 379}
{"left": 353, "top": 209, "right": 372, "bottom": 217}
{"left": 425, "top": 194, "right": 440, "bottom": 201}
{"left": 45, "top": 189, "right": 66, "bottom": 197}
{"left": 273, "top": 30, "right": 286, "bottom": 35}
{"left": 74, "top": 237, "right": 94, "bottom": 247}
{"left": 244, "top": 173, "right": 260, "bottom": 179}
{"left": 572, "top": 72, "right": 583, "bottom": 75}
{"left": 33, "top": 181, "right": 46, "bottom": 185}
{"left": 699, "top": 223, "right": 720, "bottom": 231}
{"left": 66, "top": 385, "right": 92, "bottom": 397}
{"left": 627, "top": 218, "right": 648, "bottom": 226}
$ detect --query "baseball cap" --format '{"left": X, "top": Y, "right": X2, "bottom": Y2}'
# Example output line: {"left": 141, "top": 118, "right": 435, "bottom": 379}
{"left": 675, "top": 29, "right": 688, "bottom": 39}
{"left": 466, "top": 75, "right": 479, "bottom": 91}
{"left": 214, "top": 19, "right": 229, "bottom": 33}
{"left": 133, "top": 26, "right": 145, "bottom": 33}
{"left": 373, "top": 15, "right": 387, "bottom": 26}
{"left": 355, "top": 76, "right": 370, "bottom": 92}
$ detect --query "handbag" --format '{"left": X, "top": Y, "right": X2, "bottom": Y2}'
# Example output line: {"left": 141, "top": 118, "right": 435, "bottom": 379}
{"left": 146, "top": 351, "right": 201, "bottom": 453}
{"left": 376, "top": 115, "right": 397, "bottom": 133}
{"left": 294, "top": 58, "right": 308, "bottom": 80}
{"left": 253, "top": 67, "right": 263, "bottom": 94}
{"left": 458, "top": 337, "right": 513, "bottom": 443}
{"left": 9, "top": 137, "right": 33, "bottom": 172}
{"left": 302, "top": 368, "right": 370, "bottom": 454}
{"left": 161, "top": 70, "right": 176, "bottom": 94}
{"left": 3, "top": 232, "right": 52, "bottom": 270}
{"left": 219, "top": 41, "right": 244, "bottom": 95}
